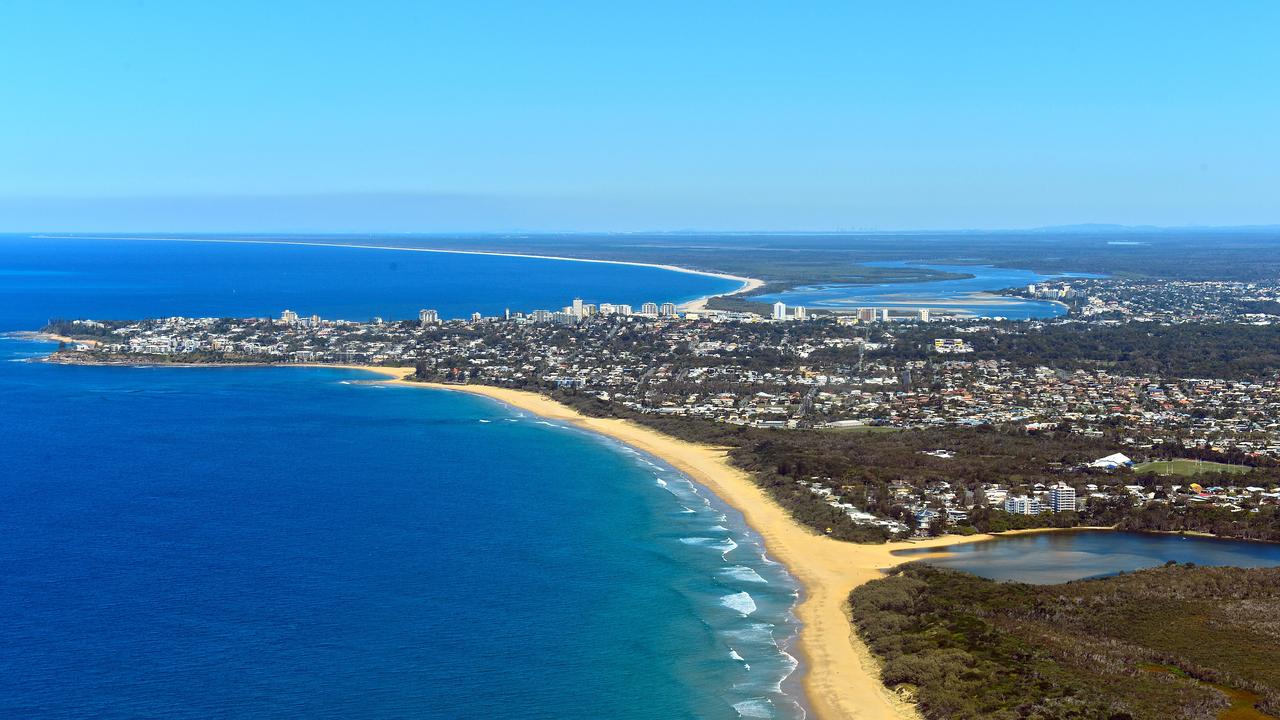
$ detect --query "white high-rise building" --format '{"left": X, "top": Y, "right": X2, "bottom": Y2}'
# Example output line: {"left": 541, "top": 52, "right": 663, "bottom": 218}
{"left": 572, "top": 298, "right": 584, "bottom": 318}
{"left": 281, "top": 309, "right": 299, "bottom": 324}
{"left": 772, "top": 301, "right": 787, "bottom": 321}
{"left": 880, "top": 308, "right": 892, "bottom": 322}
{"left": 642, "top": 302, "right": 659, "bottom": 315}
{"left": 616, "top": 304, "right": 633, "bottom": 316}
{"left": 419, "top": 309, "right": 439, "bottom": 326}
{"left": 1049, "top": 484, "right": 1077, "bottom": 513}
{"left": 793, "top": 306, "right": 807, "bottom": 320}
{"left": 918, "top": 308, "right": 930, "bottom": 322}
{"left": 1004, "top": 496, "right": 1042, "bottom": 515}
{"left": 660, "top": 302, "right": 677, "bottom": 317}
{"left": 583, "top": 303, "right": 597, "bottom": 317}
{"left": 598, "top": 303, "right": 616, "bottom": 315}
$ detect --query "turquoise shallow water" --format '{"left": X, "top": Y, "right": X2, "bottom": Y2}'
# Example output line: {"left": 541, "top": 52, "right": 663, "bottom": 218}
{"left": 0, "top": 237, "right": 802, "bottom": 719}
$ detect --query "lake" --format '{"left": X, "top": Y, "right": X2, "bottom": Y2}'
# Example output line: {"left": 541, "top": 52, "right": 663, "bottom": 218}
{"left": 893, "top": 530, "right": 1280, "bottom": 584}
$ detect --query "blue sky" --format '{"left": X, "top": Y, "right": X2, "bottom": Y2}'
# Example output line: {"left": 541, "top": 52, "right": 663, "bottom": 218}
{"left": 1, "top": 1, "right": 1277, "bottom": 231}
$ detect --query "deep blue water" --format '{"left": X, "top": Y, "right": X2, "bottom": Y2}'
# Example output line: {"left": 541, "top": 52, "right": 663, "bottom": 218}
{"left": 758, "top": 261, "right": 1098, "bottom": 319}
{"left": 894, "top": 530, "right": 1280, "bottom": 584}
{"left": 0, "top": 237, "right": 799, "bottom": 720}
{"left": 0, "top": 235, "right": 740, "bottom": 327}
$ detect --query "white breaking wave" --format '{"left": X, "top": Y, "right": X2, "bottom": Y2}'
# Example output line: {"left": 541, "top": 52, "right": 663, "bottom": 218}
{"left": 722, "top": 622, "right": 775, "bottom": 647}
{"left": 732, "top": 698, "right": 775, "bottom": 718}
{"left": 773, "top": 651, "right": 800, "bottom": 693}
{"left": 679, "top": 537, "right": 738, "bottom": 555}
{"left": 720, "top": 591, "right": 758, "bottom": 617}
{"left": 721, "top": 565, "right": 769, "bottom": 584}
{"left": 729, "top": 647, "right": 751, "bottom": 670}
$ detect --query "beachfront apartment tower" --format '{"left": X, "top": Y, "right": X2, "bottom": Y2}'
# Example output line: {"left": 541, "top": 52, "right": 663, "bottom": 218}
{"left": 419, "top": 309, "right": 440, "bottom": 326}
{"left": 1004, "top": 495, "right": 1042, "bottom": 515}
{"left": 1049, "top": 484, "right": 1077, "bottom": 513}
{"left": 572, "top": 298, "right": 584, "bottom": 319}
{"left": 642, "top": 302, "right": 659, "bottom": 315}
{"left": 772, "top": 301, "right": 787, "bottom": 321}
{"left": 793, "top": 306, "right": 807, "bottom": 320}
{"left": 281, "top": 309, "right": 299, "bottom": 324}
{"left": 919, "top": 308, "right": 931, "bottom": 322}
{"left": 660, "top": 302, "right": 677, "bottom": 317}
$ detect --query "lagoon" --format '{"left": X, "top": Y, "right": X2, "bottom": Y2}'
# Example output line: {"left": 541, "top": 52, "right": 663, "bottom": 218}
{"left": 757, "top": 260, "right": 1098, "bottom": 319}
{"left": 894, "top": 530, "right": 1280, "bottom": 584}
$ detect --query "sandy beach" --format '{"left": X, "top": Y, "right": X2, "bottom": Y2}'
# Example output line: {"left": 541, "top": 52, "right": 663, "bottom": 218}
{"left": 346, "top": 366, "right": 1016, "bottom": 720}
{"left": 678, "top": 275, "right": 766, "bottom": 312}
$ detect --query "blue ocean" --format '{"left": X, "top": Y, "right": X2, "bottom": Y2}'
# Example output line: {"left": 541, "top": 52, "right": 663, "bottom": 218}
{"left": 0, "top": 236, "right": 803, "bottom": 719}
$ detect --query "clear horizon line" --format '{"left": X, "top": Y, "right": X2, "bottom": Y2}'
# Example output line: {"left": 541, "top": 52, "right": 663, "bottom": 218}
{"left": 14, "top": 223, "right": 1280, "bottom": 236}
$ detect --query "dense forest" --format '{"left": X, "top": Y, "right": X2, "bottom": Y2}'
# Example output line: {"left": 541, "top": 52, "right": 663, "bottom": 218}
{"left": 881, "top": 322, "right": 1280, "bottom": 380}
{"left": 851, "top": 563, "right": 1280, "bottom": 719}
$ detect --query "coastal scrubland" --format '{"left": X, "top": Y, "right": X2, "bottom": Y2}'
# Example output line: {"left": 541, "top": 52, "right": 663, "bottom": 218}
{"left": 851, "top": 563, "right": 1280, "bottom": 720}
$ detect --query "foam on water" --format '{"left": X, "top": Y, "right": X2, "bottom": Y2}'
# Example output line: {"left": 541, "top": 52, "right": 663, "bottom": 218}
{"left": 722, "top": 622, "right": 775, "bottom": 647}
{"left": 721, "top": 565, "right": 769, "bottom": 584}
{"left": 720, "top": 591, "right": 758, "bottom": 617}
{"left": 733, "top": 698, "right": 775, "bottom": 718}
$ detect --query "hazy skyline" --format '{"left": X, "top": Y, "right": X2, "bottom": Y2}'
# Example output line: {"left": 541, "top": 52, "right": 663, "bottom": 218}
{"left": 3, "top": 1, "right": 1277, "bottom": 231}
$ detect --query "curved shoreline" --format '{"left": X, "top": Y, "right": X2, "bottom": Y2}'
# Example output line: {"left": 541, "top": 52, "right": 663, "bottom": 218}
{"left": 339, "top": 367, "right": 1022, "bottom": 720}
{"left": 19, "top": 350, "right": 1112, "bottom": 719}
{"left": 33, "top": 235, "right": 763, "bottom": 310}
